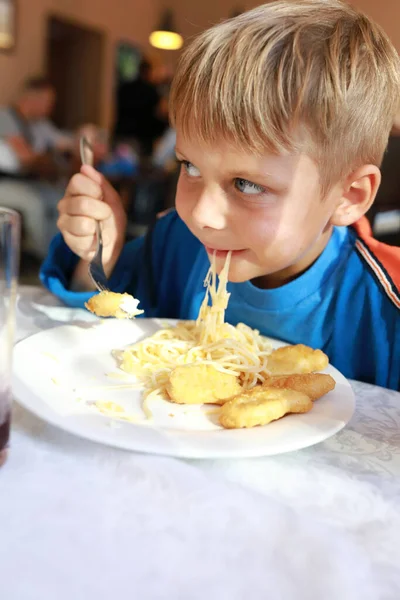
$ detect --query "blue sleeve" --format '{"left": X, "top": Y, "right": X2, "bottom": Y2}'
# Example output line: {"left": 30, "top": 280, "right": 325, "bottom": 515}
{"left": 40, "top": 211, "right": 201, "bottom": 317}
{"left": 389, "top": 314, "right": 400, "bottom": 391}
{"left": 39, "top": 232, "right": 144, "bottom": 309}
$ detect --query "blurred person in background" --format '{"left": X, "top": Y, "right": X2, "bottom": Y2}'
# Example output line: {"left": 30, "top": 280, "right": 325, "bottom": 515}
{"left": 114, "top": 59, "right": 168, "bottom": 159}
{"left": 0, "top": 76, "right": 74, "bottom": 179}
{"left": 0, "top": 77, "right": 106, "bottom": 259}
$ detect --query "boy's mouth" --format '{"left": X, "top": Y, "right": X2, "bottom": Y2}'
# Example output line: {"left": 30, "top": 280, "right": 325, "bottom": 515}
{"left": 204, "top": 245, "right": 246, "bottom": 258}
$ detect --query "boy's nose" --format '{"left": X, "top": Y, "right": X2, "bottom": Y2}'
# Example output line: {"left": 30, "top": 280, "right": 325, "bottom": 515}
{"left": 191, "top": 188, "right": 228, "bottom": 230}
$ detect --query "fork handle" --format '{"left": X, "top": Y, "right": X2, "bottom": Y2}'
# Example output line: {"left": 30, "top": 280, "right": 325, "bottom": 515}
{"left": 80, "top": 136, "right": 101, "bottom": 252}
{"left": 94, "top": 220, "right": 102, "bottom": 256}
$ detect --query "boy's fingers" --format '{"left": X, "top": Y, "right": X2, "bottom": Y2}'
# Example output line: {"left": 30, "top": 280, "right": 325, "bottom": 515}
{"left": 58, "top": 214, "right": 96, "bottom": 237}
{"left": 66, "top": 172, "right": 103, "bottom": 199}
{"left": 61, "top": 231, "right": 96, "bottom": 256}
{"left": 58, "top": 196, "right": 112, "bottom": 221}
{"left": 80, "top": 164, "right": 103, "bottom": 185}
{"left": 79, "top": 166, "right": 121, "bottom": 209}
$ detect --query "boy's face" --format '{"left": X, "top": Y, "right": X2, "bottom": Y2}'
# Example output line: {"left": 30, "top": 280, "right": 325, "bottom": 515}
{"left": 175, "top": 133, "right": 344, "bottom": 288}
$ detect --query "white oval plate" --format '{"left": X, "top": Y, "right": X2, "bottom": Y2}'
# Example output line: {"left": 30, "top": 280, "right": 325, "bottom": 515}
{"left": 12, "top": 318, "right": 355, "bottom": 458}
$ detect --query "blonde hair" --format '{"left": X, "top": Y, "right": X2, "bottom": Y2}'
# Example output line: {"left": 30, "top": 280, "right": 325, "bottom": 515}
{"left": 170, "top": 0, "right": 400, "bottom": 192}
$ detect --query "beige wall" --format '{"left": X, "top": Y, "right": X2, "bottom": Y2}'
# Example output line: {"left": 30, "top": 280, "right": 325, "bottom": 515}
{"left": 0, "top": 0, "right": 160, "bottom": 127}
{"left": 172, "top": 0, "right": 400, "bottom": 51}
{"left": 352, "top": 0, "right": 400, "bottom": 49}
{"left": 1, "top": 0, "right": 400, "bottom": 129}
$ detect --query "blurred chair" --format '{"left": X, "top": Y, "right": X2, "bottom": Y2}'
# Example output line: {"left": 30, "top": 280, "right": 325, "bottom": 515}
{"left": 368, "top": 135, "right": 400, "bottom": 245}
{"left": 371, "top": 137, "right": 400, "bottom": 216}
{"left": 0, "top": 178, "right": 62, "bottom": 258}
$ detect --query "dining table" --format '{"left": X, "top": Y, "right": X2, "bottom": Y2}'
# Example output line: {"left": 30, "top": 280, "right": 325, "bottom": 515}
{"left": 1, "top": 285, "right": 400, "bottom": 600}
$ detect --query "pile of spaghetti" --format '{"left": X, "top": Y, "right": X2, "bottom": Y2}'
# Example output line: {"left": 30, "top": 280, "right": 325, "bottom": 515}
{"left": 117, "top": 253, "right": 272, "bottom": 413}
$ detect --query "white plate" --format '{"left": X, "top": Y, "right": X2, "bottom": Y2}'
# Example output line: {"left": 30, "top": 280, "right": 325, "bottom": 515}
{"left": 12, "top": 318, "right": 355, "bottom": 459}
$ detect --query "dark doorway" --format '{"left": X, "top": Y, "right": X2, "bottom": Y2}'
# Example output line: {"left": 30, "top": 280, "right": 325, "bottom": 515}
{"left": 45, "top": 15, "right": 106, "bottom": 130}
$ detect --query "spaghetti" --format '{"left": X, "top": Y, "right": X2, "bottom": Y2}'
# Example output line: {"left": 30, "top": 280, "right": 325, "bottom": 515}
{"left": 116, "top": 252, "right": 272, "bottom": 415}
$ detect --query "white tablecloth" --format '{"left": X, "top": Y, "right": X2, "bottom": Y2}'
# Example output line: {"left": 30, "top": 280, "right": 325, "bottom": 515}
{"left": 1, "top": 286, "right": 400, "bottom": 600}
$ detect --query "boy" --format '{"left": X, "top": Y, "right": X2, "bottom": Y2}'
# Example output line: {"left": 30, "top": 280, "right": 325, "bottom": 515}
{"left": 41, "top": 0, "right": 400, "bottom": 390}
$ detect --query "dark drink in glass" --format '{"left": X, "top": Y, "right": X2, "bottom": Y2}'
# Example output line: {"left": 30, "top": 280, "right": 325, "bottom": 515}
{"left": 0, "top": 411, "right": 11, "bottom": 467}
{"left": 0, "top": 208, "right": 20, "bottom": 467}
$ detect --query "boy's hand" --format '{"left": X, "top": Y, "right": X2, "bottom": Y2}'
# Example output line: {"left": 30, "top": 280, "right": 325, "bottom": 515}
{"left": 57, "top": 165, "right": 127, "bottom": 273}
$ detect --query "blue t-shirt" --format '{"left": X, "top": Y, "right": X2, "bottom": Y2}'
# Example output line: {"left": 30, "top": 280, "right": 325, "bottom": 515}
{"left": 40, "top": 211, "right": 400, "bottom": 390}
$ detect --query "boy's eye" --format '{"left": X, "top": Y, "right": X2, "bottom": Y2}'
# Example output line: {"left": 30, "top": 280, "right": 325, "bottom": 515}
{"left": 234, "top": 178, "right": 266, "bottom": 195}
{"left": 181, "top": 160, "right": 201, "bottom": 177}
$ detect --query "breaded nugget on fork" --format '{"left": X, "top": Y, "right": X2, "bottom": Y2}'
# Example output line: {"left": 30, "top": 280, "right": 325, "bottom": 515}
{"left": 85, "top": 291, "right": 143, "bottom": 319}
{"left": 263, "top": 373, "right": 335, "bottom": 401}
{"left": 265, "top": 344, "right": 329, "bottom": 375}
{"left": 219, "top": 387, "right": 312, "bottom": 429}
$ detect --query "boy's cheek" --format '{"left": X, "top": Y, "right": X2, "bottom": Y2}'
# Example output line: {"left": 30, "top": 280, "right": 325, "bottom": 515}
{"left": 175, "top": 194, "right": 202, "bottom": 235}
{"left": 174, "top": 195, "right": 188, "bottom": 222}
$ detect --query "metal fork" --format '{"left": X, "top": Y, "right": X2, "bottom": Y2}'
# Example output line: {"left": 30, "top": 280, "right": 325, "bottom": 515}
{"left": 79, "top": 136, "right": 109, "bottom": 292}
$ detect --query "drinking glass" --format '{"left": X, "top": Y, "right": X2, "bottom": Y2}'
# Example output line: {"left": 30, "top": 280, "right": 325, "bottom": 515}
{"left": 0, "top": 208, "right": 20, "bottom": 466}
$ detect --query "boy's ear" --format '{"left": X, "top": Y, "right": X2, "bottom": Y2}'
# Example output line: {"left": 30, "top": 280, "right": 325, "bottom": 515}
{"left": 330, "top": 165, "right": 381, "bottom": 227}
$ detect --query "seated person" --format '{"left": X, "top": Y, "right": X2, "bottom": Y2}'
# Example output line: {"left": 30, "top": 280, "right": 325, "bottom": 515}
{"left": 0, "top": 78, "right": 106, "bottom": 257}
{"left": 41, "top": 0, "right": 400, "bottom": 390}
{"left": 0, "top": 76, "right": 73, "bottom": 178}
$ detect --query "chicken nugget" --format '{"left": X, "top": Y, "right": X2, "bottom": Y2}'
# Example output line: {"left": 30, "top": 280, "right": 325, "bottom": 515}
{"left": 219, "top": 387, "right": 312, "bottom": 429}
{"left": 265, "top": 344, "right": 329, "bottom": 375}
{"left": 263, "top": 373, "right": 335, "bottom": 401}
{"left": 85, "top": 291, "right": 143, "bottom": 319}
{"left": 167, "top": 364, "right": 242, "bottom": 405}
